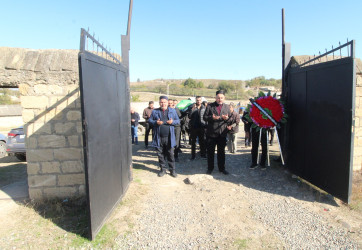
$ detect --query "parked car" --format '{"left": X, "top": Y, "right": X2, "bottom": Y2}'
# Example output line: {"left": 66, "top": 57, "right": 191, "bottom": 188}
{"left": 6, "top": 126, "right": 26, "bottom": 161}
{"left": 0, "top": 133, "right": 7, "bottom": 158}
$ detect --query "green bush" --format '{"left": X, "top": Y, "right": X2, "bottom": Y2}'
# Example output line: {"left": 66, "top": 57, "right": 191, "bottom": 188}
{"left": 131, "top": 94, "right": 140, "bottom": 102}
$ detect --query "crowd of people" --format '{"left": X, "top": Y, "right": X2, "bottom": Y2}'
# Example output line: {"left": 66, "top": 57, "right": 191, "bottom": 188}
{"left": 130, "top": 90, "right": 274, "bottom": 177}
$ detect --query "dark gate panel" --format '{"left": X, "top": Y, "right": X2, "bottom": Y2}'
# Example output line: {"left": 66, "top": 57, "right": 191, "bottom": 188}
{"left": 79, "top": 51, "right": 131, "bottom": 239}
{"left": 287, "top": 58, "right": 355, "bottom": 203}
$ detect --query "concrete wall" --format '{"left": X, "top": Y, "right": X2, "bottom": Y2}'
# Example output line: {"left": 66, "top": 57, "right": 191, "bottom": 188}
{"left": 353, "top": 73, "right": 362, "bottom": 171}
{"left": 0, "top": 47, "right": 85, "bottom": 200}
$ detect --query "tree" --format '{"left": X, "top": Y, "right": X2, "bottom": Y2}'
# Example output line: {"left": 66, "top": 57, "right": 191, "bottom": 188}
{"left": 183, "top": 78, "right": 198, "bottom": 88}
{"left": 217, "top": 81, "right": 235, "bottom": 93}
{"left": 137, "top": 78, "right": 141, "bottom": 82}
{"left": 0, "top": 89, "right": 12, "bottom": 104}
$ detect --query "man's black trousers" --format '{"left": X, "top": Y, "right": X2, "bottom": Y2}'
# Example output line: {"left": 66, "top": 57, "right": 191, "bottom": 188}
{"left": 251, "top": 127, "right": 268, "bottom": 166}
{"left": 156, "top": 136, "right": 175, "bottom": 172}
{"left": 174, "top": 126, "right": 181, "bottom": 158}
{"left": 190, "top": 127, "right": 206, "bottom": 158}
{"left": 207, "top": 136, "right": 226, "bottom": 171}
{"left": 144, "top": 122, "right": 152, "bottom": 147}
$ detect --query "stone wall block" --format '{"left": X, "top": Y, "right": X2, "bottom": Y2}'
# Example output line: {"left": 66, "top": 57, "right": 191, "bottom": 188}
{"left": 27, "top": 163, "right": 40, "bottom": 175}
{"left": 38, "top": 135, "right": 66, "bottom": 148}
{"left": 356, "top": 87, "right": 362, "bottom": 97}
{"left": 61, "top": 161, "right": 84, "bottom": 173}
{"left": 34, "top": 84, "right": 48, "bottom": 95}
{"left": 355, "top": 127, "right": 362, "bottom": 137}
{"left": 353, "top": 146, "right": 362, "bottom": 157}
{"left": 355, "top": 108, "right": 362, "bottom": 117}
{"left": 65, "top": 85, "right": 79, "bottom": 95}
{"left": 78, "top": 185, "right": 86, "bottom": 195}
{"left": 47, "top": 85, "right": 64, "bottom": 95}
{"left": 21, "top": 50, "right": 40, "bottom": 71}
{"left": 54, "top": 148, "right": 82, "bottom": 161}
{"left": 34, "top": 51, "right": 54, "bottom": 72}
{"left": 54, "top": 122, "right": 76, "bottom": 135}
{"left": 2, "top": 48, "right": 26, "bottom": 70}
{"left": 18, "top": 84, "right": 35, "bottom": 95}
{"left": 356, "top": 75, "right": 362, "bottom": 87}
{"left": 58, "top": 174, "right": 85, "bottom": 186}
{"left": 21, "top": 96, "right": 48, "bottom": 109}
{"left": 26, "top": 123, "right": 52, "bottom": 137}
{"left": 60, "top": 51, "right": 78, "bottom": 72}
{"left": 355, "top": 117, "right": 360, "bottom": 127}
{"left": 76, "top": 122, "right": 83, "bottom": 133}
{"left": 28, "top": 188, "right": 43, "bottom": 200}
{"left": 67, "top": 135, "right": 79, "bottom": 147}
{"left": 43, "top": 187, "right": 78, "bottom": 199}
{"left": 26, "top": 137, "right": 38, "bottom": 149}
{"left": 27, "top": 149, "right": 54, "bottom": 162}
{"left": 66, "top": 110, "right": 81, "bottom": 121}
{"left": 41, "top": 162, "right": 61, "bottom": 173}
{"left": 43, "top": 108, "right": 64, "bottom": 122}
{"left": 29, "top": 175, "right": 56, "bottom": 187}
{"left": 22, "top": 109, "right": 35, "bottom": 123}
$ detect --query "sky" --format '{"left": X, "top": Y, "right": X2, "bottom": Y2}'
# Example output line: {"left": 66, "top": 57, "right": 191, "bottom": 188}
{"left": 1, "top": 0, "right": 361, "bottom": 82}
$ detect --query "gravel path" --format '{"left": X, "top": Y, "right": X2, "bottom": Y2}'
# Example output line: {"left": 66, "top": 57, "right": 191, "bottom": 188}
{"left": 116, "top": 135, "right": 361, "bottom": 249}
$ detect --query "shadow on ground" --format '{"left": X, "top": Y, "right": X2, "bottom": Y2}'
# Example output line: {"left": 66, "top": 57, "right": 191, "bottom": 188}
{"left": 132, "top": 137, "right": 339, "bottom": 207}
{"left": 0, "top": 155, "right": 29, "bottom": 200}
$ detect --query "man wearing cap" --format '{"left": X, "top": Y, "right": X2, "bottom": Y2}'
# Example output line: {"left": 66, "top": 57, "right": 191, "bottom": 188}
{"left": 148, "top": 96, "right": 180, "bottom": 177}
{"left": 203, "top": 90, "right": 232, "bottom": 175}
{"left": 143, "top": 101, "right": 154, "bottom": 149}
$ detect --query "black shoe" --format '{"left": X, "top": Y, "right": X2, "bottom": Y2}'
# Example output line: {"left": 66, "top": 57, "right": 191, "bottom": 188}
{"left": 190, "top": 156, "right": 195, "bottom": 160}
{"left": 260, "top": 165, "right": 267, "bottom": 170}
{"left": 201, "top": 155, "right": 206, "bottom": 158}
{"left": 170, "top": 171, "right": 178, "bottom": 178}
{"left": 249, "top": 164, "right": 258, "bottom": 169}
{"left": 220, "top": 170, "right": 229, "bottom": 175}
{"left": 175, "top": 157, "right": 179, "bottom": 162}
{"left": 145, "top": 145, "right": 148, "bottom": 149}
{"left": 158, "top": 170, "right": 166, "bottom": 177}
{"left": 206, "top": 169, "right": 212, "bottom": 175}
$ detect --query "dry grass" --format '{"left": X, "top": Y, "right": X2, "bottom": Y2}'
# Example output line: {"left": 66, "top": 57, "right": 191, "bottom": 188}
{"left": 351, "top": 170, "right": 362, "bottom": 212}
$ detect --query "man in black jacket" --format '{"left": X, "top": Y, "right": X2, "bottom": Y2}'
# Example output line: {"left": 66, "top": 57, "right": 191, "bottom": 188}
{"left": 142, "top": 101, "right": 154, "bottom": 148}
{"left": 203, "top": 90, "right": 231, "bottom": 175}
{"left": 188, "top": 96, "right": 206, "bottom": 160}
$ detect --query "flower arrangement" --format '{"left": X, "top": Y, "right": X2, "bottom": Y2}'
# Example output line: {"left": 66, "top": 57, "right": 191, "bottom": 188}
{"left": 245, "top": 91, "right": 287, "bottom": 130}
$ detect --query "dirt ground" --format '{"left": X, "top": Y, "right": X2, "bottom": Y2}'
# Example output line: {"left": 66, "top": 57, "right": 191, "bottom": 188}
{"left": 0, "top": 132, "right": 361, "bottom": 248}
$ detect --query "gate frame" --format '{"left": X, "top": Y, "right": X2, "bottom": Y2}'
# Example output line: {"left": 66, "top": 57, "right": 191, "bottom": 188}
{"left": 282, "top": 19, "right": 356, "bottom": 202}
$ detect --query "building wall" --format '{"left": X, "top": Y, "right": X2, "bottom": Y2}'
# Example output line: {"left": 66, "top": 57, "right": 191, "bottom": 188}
{"left": 353, "top": 74, "right": 362, "bottom": 171}
{"left": 0, "top": 47, "right": 86, "bottom": 200}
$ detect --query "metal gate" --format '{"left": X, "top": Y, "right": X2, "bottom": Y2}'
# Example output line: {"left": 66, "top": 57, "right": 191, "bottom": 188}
{"left": 286, "top": 41, "right": 356, "bottom": 203}
{"left": 78, "top": 29, "right": 132, "bottom": 239}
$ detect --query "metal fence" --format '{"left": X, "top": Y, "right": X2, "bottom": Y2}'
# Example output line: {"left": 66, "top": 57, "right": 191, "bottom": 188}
{"left": 80, "top": 28, "right": 121, "bottom": 65}
{"left": 292, "top": 40, "right": 355, "bottom": 68}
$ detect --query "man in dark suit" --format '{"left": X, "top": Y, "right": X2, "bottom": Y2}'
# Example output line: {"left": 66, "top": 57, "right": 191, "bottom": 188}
{"left": 203, "top": 90, "right": 231, "bottom": 175}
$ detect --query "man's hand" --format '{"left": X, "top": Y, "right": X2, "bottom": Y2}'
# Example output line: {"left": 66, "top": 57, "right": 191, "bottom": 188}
{"left": 222, "top": 114, "right": 229, "bottom": 120}
{"left": 131, "top": 119, "right": 135, "bottom": 122}
{"left": 157, "top": 119, "right": 163, "bottom": 125}
{"left": 166, "top": 118, "right": 173, "bottom": 125}
{"left": 212, "top": 114, "right": 220, "bottom": 120}
{"left": 227, "top": 125, "right": 232, "bottom": 130}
